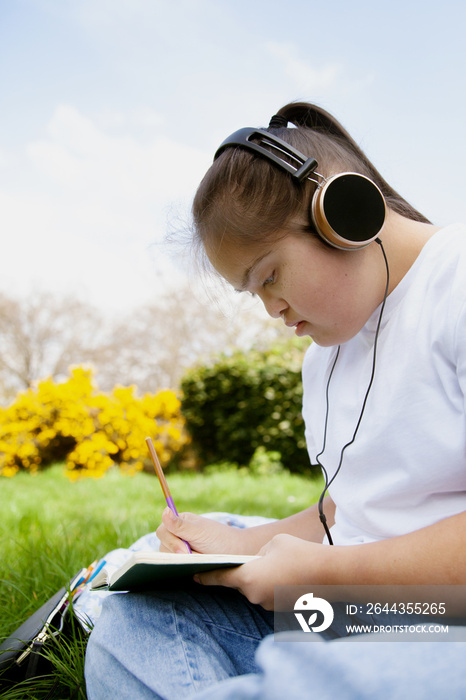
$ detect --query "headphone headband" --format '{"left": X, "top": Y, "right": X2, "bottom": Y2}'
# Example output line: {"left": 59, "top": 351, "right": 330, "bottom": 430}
{"left": 214, "top": 125, "right": 386, "bottom": 250}
{"left": 214, "top": 127, "right": 319, "bottom": 182}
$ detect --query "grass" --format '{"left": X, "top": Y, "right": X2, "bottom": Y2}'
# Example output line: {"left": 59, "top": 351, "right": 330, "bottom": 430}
{"left": 0, "top": 463, "right": 323, "bottom": 698}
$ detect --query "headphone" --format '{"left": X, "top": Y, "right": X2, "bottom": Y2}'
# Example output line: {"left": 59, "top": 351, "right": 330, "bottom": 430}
{"left": 215, "top": 124, "right": 387, "bottom": 251}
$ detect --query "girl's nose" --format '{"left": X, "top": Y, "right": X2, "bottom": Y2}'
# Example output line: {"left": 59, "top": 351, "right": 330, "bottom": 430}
{"left": 261, "top": 294, "right": 288, "bottom": 319}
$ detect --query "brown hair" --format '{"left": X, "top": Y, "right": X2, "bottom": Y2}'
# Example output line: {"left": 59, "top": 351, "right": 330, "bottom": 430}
{"left": 192, "top": 101, "right": 430, "bottom": 262}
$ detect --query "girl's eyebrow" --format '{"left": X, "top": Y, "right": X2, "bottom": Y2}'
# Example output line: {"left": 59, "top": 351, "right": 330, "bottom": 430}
{"left": 236, "top": 250, "right": 271, "bottom": 292}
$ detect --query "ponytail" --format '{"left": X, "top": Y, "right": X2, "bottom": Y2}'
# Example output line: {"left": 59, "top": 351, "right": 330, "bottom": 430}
{"left": 274, "top": 102, "right": 430, "bottom": 224}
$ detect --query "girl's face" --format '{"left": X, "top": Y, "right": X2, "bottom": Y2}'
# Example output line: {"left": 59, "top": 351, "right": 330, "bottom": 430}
{"left": 208, "top": 230, "right": 386, "bottom": 347}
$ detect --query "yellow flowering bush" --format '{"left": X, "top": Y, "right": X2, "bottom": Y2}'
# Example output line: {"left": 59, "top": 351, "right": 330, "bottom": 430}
{"left": 0, "top": 366, "right": 188, "bottom": 479}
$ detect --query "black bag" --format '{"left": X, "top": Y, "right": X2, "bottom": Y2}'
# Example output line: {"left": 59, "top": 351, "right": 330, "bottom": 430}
{"left": 0, "top": 570, "right": 88, "bottom": 685}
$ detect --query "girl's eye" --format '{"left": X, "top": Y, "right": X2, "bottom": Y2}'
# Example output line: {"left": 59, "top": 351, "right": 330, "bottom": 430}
{"left": 263, "top": 272, "right": 275, "bottom": 288}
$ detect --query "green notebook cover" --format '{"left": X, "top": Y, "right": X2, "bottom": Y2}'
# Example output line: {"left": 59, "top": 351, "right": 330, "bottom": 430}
{"left": 91, "top": 551, "right": 258, "bottom": 591}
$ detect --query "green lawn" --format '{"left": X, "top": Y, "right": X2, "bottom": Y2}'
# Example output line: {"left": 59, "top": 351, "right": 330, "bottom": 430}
{"left": 0, "top": 464, "right": 323, "bottom": 698}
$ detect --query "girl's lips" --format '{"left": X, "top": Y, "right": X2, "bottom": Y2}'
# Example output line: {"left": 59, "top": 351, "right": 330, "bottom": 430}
{"left": 294, "top": 321, "right": 307, "bottom": 336}
{"left": 284, "top": 318, "right": 308, "bottom": 336}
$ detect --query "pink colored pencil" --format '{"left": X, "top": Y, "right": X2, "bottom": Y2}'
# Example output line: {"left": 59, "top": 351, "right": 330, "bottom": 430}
{"left": 145, "top": 437, "right": 192, "bottom": 553}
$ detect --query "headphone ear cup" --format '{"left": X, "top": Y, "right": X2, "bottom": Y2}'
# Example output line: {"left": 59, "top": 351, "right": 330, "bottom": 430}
{"left": 311, "top": 173, "right": 386, "bottom": 250}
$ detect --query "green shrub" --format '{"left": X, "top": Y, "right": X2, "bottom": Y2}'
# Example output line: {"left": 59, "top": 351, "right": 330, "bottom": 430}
{"left": 180, "top": 338, "right": 316, "bottom": 474}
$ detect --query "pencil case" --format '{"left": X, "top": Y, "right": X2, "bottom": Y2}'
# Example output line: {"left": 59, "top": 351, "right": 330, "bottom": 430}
{"left": 0, "top": 570, "right": 87, "bottom": 685}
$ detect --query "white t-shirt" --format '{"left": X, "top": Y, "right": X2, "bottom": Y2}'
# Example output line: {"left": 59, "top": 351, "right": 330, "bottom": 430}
{"left": 302, "top": 223, "right": 466, "bottom": 545}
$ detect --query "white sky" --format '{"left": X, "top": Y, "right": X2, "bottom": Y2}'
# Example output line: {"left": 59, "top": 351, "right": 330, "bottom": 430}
{"left": 1, "top": 0, "right": 465, "bottom": 312}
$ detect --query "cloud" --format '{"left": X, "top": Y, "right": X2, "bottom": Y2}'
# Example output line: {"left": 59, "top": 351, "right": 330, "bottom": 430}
{"left": 96, "top": 107, "right": 166, "bottom": 131}
{"left": 25, "top": 104, "right": 210, "bottom": 240}
{"left": 1, "top": 105, "right": 212, "bottom": 310}
{"left": 45, "top": 0, "right": 210, "bottom": 50}
{"left": 264, "top": 41, "right": 341, "bottom": 94}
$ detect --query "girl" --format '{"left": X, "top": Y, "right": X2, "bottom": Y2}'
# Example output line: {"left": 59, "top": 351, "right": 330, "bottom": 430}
{"left": 85, "top": 103, "right": 466, "bottom": 699}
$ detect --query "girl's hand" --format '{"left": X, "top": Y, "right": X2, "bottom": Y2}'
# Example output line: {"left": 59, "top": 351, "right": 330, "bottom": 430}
{"left": 156, "top": 508, "right": 247, "bottom": 555}
{"left": 193, "top": 533, "right": 326, "bottom": 610}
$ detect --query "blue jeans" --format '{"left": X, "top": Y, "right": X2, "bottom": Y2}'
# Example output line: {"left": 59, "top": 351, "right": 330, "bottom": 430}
{"left": 85, "top": 586, "right": 466, "bottom": 700}
{"left": 188, "top": 630, "right": 466, "bottom": 700}
{"left": 85, "top": 585, "right": 274, "bottom": 700}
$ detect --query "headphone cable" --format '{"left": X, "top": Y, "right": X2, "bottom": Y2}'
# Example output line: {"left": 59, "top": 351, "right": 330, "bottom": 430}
{"left": 316, "top": 238, "right": 390, "bottom": 545}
